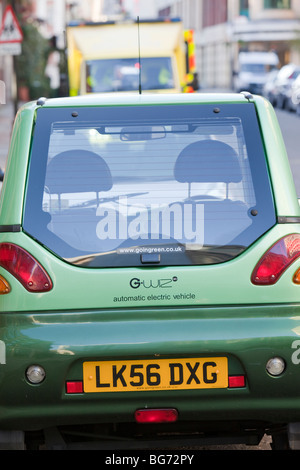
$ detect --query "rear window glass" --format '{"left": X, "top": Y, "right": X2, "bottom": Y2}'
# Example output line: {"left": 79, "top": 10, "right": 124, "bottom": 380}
{"left": 23, "top": 103, "right": 275, "bottom": 267}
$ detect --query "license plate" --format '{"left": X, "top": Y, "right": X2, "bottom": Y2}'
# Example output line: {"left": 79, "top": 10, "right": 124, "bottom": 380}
{"left": 83, "top": 357, "right": 228, "bottom": 393}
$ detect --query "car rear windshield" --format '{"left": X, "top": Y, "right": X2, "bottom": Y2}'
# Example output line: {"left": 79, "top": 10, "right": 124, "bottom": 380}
{"left": 23, "top": 103, "right": 276, "bottom": 268}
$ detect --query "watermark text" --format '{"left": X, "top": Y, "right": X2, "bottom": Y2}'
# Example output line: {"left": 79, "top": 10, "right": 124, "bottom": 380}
{"left": 96, "top": 197, "right": 204, "bottom": 248}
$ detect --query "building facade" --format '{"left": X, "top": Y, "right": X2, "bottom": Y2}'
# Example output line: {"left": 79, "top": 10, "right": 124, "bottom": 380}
{"left": 2, "top": 0, "right": 300, "bottom": 99}
{"left": 155, "top": 0, "right": 300, "bottom": 89}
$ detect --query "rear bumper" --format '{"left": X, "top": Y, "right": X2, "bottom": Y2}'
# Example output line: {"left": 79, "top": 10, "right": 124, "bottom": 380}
{"left": 1, "top": 304, "right": 300, "bottom": 431}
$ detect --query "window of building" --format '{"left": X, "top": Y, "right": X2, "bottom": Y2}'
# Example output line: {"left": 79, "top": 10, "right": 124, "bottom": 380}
{"left": 203, "top": 0, "right": 227, "bottom": 27}
{"left": 158, "top": 6, "right": 171, "bottom": 17}
{"left": 264, "top": 0, "right": 291, "bottom": 8}
{"left": 240, "top": 0, "right": 249, "bottom": 17}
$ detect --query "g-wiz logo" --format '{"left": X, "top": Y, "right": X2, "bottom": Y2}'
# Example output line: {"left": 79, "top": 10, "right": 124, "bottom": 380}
{"left": 130, "top": 276, "right": 178, "bottom": 289}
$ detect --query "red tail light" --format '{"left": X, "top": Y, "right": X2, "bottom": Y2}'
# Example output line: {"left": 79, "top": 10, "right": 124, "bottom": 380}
{"left": 66, "top": 381, "right": 83, "bottom": 394}
{"left": 251, "top": 234, "right": 300, "bottom": 285}
{"left": 0, "top": 243, "right": 52, "bottom": 292}
{"left": 228, "top": 375, "right": 246, "bottom": 388}
{"left": 135, "top": 408, "right": 178, "bottom": 424}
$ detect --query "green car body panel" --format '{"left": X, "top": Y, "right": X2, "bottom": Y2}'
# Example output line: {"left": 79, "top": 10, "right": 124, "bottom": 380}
{"left": 1, "top": 92, "right": 300, "bottom": 449}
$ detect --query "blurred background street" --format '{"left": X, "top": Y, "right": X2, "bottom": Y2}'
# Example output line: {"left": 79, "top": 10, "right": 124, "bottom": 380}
{"left": 1, "top": 0, "right": 300, "bottom": 188}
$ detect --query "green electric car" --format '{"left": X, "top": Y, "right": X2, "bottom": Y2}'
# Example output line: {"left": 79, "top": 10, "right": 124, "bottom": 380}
{"left": 1, "top": 92, "right": 300, "bottom": 449}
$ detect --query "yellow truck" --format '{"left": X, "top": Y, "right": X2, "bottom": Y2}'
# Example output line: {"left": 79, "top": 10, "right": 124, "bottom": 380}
{"left": 66, "top": 18, "right": 198, "bottom": 96}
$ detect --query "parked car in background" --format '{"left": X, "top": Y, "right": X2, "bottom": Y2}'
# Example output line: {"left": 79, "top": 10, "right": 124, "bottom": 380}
{"left": 262, "top": 69, "right": 279, "bottom": 105}
{"left": 269, "top": 64, "right": 300, "bottom": 110}
{"left": 233, "top": 51, "right": 279, "bottom": 95}
{"left": 289, "top": 74, "right": 300, "bottom": 113}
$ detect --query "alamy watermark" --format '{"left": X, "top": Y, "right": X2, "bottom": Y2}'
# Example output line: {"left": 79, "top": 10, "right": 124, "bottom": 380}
{"left": 291, "top": 340, "right": 300, "bottom": 364}
{"left": 0, "top": 80, "right": 5, "bottom": 104}
{"left": 95, "top": 197, "right": 204, "bottom": 250}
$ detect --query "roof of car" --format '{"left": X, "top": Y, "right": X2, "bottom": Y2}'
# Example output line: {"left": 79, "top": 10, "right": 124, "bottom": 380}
{"left": 31, "top": 92, "right": 253, "bottom": 109}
